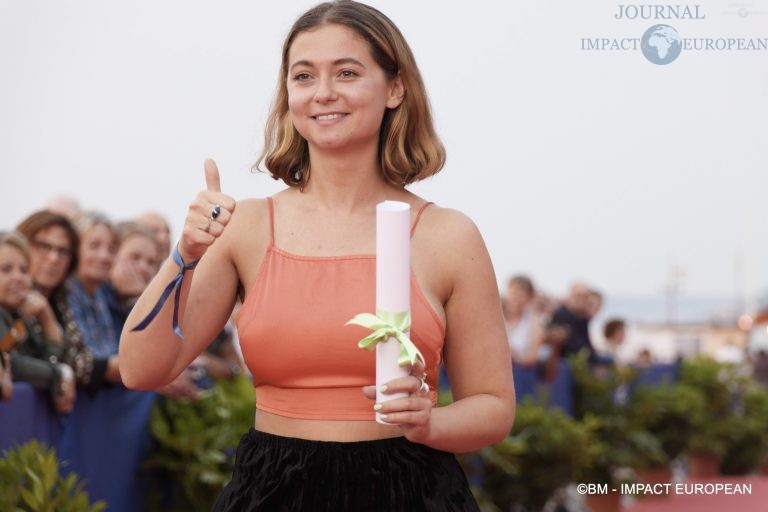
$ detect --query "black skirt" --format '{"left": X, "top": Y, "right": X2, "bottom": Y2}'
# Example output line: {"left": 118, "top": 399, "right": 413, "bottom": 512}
{"left": 212, "top": 429, "right": 480, "bottom": 512}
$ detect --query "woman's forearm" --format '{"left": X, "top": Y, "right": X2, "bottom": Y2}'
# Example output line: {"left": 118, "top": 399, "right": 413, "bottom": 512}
{"left": 119, "top": 256, "right": 195, "bottom": 389}
{"left": 119, "top": 238, "right": 238, "bottom": 390}
{"left": 424, "top": 394, "right": 515, "bottom": 453}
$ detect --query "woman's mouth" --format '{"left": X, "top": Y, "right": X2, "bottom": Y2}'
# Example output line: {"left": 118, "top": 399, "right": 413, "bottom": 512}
{"left": 312, "top": 113, "right": 348, "bottom": 124}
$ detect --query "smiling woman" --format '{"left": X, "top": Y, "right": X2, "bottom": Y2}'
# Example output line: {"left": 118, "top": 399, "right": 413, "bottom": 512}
{"left": 0, "top": 230, "right": 75, "bottom": 412}
{"left": 258, "top": 1, "right": 444, "bottom": 190}
{"left": 119, "top": 1, "right": 514, "bottom": 511}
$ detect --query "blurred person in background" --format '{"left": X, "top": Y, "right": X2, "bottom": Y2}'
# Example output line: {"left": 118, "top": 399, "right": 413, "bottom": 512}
{"left": 586, "top": 288, "right": 603, "bottom": 319}
{"left": 44, "top": 195, "right": 82, "bottom": 221}
{"left": 135, "top": 211, "right": 172, "bottom": 261}
{"left": 57, "top": 212, "right": 159, "bottom": 512}
{"left": 635, "top": 348, "right": 654, "bottom": 366}
{"left": 112, "top": 222, "right": 242, "bottom": 386}
{"left": 503, "top": 275, "right": 545, "bottom": 366}
{"left": 66, "top": 212, "right": 122, "bottom": 360}
{"left": 597, "top": 318, "right": 626, "bottom": 366}
{"left": 0, "top": 231, "right": 75, "bottom": 412}
{"left": 550, "top": 282, "right": 597, "bottom": 360}
{"left": 16, "top": 211, "right": 122, "bottom": 394}
{"left": 109, "top": 222, "right": 161, "bottom": 311}
{"left": 107, "top": 222, "right": 201, "bottom": 399}
{"left": 0, "top": 352, "right": 10, "bottom": 401}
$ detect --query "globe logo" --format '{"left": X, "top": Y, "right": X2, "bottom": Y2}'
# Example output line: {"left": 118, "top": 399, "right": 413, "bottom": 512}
{"left": 641, "top": 24, "right": 682, "bottom": 65}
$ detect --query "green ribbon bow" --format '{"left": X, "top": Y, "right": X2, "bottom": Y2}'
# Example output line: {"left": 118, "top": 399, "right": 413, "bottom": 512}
{"left": 346, "top": 309, "right": 425, "bottom": 367}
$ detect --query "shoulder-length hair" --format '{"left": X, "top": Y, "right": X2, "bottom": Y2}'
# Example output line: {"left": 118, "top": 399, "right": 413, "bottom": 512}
{"left": 16, "top": 210, "right": 80, "bottom": 277}
{"left": 255, "top": 0, "right": 445, "bottom": 189}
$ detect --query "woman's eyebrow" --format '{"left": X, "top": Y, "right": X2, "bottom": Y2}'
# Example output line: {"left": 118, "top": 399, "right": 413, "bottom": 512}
{"left": 289, "top": 57, "right": 367, "bottom": 72}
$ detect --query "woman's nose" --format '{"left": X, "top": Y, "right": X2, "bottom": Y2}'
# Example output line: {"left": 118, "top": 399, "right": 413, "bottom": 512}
{"left": 313, "top": 77, "right": 338, "bottom": 103}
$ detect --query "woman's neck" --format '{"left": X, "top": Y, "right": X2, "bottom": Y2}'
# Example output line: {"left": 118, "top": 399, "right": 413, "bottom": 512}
{"left": 303, "top": 144, "right": 402, "bottom": 213}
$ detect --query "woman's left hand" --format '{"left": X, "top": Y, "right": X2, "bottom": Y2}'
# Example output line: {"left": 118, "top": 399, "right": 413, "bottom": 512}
{"left": 362, "top": 362, "right": 433, "bottom": 443}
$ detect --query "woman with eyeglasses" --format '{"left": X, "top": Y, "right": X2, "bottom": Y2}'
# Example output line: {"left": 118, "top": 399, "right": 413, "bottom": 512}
{"left": 0, "top": 230, "right": 75, "bottom": 412}
{"left": 16, "top": 211, "right": 122, "bottom": 393}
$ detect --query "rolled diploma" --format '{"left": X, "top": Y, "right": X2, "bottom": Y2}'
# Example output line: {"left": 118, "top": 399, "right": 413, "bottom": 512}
{"left": 375, "top": 200, "right": 411, "bottom": 424}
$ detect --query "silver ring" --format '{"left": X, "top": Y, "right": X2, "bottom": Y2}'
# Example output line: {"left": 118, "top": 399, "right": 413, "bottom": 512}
{"left": 204, "top": 216, "right": 213, "bottom": 233}
{"left": 418, "top": 377, "right": 429, "bottom": 394}
{"left": 211, "top": 204, "right": 221, "bottom": 220}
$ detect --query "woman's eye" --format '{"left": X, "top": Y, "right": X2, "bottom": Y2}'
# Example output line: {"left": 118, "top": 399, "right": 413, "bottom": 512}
{"left": 339, "top": 69, "right": 358, "bottom": 78}
{"left": 293, "top": 72, "right": 311, "bottom": 81}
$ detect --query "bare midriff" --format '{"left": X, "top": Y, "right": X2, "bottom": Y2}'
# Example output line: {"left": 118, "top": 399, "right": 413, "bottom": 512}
{"left": 254, "top": 409, "right": 404, "bottom": 442}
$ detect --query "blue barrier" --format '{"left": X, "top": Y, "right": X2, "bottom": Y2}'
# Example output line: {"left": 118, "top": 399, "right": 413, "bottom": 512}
{"left": 512, "top": 361, "right": 575, "bottom": 415}
{"left": 0, "top": 382, "right": 61, "bottom": 453}
{"left": 441, "top": 361, "right": 682, "bottom": 417}
{"left": 0, "top": 381, "right": 155, "bottom": 512}
{"left": 57, "top": 387, "right": 156, "bottom": 512}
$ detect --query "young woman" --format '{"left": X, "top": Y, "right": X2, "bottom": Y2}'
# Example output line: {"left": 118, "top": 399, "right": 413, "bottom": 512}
{"left": 503, "top": 275, "right": 547, "bottom": 366}
{"left": 121, "top": 2, "right": 514, "bottom": 510}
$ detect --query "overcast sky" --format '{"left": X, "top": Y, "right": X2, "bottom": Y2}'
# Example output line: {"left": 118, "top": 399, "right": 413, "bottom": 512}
{"left": 1, "top": 0, "right": 766, "bottom": 305}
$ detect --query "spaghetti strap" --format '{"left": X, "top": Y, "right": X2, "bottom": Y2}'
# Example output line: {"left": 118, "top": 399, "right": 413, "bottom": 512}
{"left": 266, "top": 197, "right": 275, "bottom": 245}
{"left": 410, "top": 202, "right": 434, "bottom": 238}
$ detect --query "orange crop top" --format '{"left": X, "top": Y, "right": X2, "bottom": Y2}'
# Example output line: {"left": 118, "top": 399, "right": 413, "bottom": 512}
{"left": 237, "top": 197, "right": 444, "bottom": 420}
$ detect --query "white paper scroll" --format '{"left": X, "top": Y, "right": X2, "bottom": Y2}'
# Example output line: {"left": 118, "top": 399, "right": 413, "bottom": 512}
{"left": 375, "top": 200, "right": 412, "bottom": 424}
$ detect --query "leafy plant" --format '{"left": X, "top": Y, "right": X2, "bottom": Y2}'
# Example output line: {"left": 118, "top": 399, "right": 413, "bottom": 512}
{"left": 477, "top": 402, "right": 594, "bottom": 512}
{"left": 0, "top": 440, "right": 105, "bottom": 512}
{"left": 678, "top": 357, "right": 732, "bottom": 417}
{"left": 580, "top": 413, "right": 643, "bottom": 486}
{"left": 145, "top": 376, "right": 256, "bottom": 512}
{"left": 720, "top": 386, "right": 768, "bottom": 474}
{"left": 628, "top": 384, "right": 706, "bottom": 460}
{"left": 569, "top": 351, "right": 636, "bottom": 419}
{"left": 678, "top": 358, "right": 740, "bottom": 459}
{"left": 625, "top": 429, "right": 668, "bottom": 474}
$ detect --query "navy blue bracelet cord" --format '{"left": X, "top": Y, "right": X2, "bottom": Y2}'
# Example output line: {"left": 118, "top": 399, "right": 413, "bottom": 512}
{"left": 131, "top": 244, "right": 200, "bottom": 340}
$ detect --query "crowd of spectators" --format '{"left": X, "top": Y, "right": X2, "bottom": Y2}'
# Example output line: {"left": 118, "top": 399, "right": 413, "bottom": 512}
{"left": 500, "top": 274, "right": 767, "bottom": 384}
{"left": 0, "top": 196, "right": 244, "bottom": 510}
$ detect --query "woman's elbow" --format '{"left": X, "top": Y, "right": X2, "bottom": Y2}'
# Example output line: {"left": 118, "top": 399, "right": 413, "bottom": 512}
{"left": 491, "top": 394, "right": 516, "bottom": 444}
{"left": 118, "top": 355, "right": 169, "bottom": 391}
{"left": 120, "top": 366, "right": 157, "bottom": 390}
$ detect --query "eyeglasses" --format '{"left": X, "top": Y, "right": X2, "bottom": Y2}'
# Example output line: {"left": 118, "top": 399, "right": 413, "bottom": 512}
{"left": 32, "top": 239, "right": 73, "bottom": 259}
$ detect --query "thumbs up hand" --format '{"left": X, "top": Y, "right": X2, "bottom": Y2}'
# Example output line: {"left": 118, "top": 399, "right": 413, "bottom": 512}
{"left": 178, "top": 159, "right": 237, "bottom": 262}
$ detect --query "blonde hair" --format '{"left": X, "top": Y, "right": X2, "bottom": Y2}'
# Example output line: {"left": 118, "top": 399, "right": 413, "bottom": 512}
{"left": 0, "top": 231, "right": 30, "bottom": 262}
{"left": 254, "top": 0, "right": 445, "bottom": 189}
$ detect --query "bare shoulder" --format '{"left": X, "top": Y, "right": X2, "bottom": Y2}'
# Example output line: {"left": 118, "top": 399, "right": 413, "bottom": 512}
{"left": 220, "top": 197, "right": 273, "bottom": 292}
{"left": 417, "top": 204, "right": 486, "bottom": 256}
{"left": 412, "top": 203, "right": 492, "bottom": 304}
{"left": 224, "top": 197, "right": 269, "bottom": 234}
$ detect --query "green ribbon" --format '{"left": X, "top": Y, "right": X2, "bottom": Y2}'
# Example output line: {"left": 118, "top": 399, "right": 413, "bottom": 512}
{"left": 346, "top": 309, "right": 425, "bottom": 367}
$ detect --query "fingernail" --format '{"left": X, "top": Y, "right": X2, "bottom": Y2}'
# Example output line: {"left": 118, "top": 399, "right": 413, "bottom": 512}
{"left": 379, "top": 414, "right": 388, "bottom": 420}
{"left": 379, "top": 385, "right": 388, "bottom": 393}
{"left": 373, "top": 403, "right": 382, "bottom": 411}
